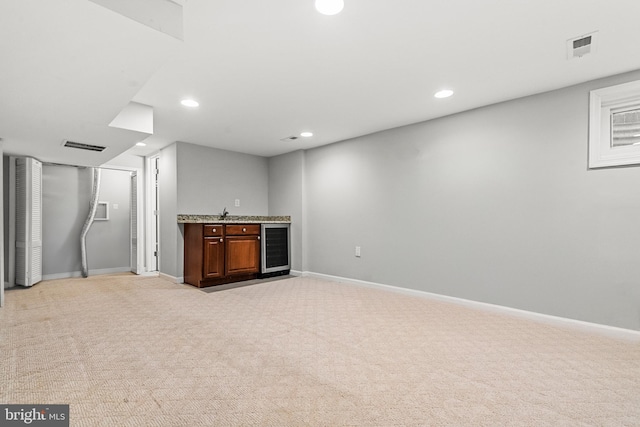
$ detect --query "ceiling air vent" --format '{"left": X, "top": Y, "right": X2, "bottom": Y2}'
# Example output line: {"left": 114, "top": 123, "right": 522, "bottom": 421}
{"left": 280, "top": 136, "right": 299, "bottom": 142}
{"left": 63, "top": 140, "right": 107, "bottom": 152}
{"left": 567, "top": 31, "right": 598, "bottom": 59}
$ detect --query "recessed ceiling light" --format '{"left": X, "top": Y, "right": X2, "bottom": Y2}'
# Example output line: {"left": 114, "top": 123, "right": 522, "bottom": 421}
{"left": 300, "top": 132, "right": 313, "bottom": 137}
{"left": 434, "top": 89, "right": 454, "bottom": 99}
{"left": 136, "top": 142, "right": 147, "bottom": 147}
{"left": 181, "top": 99, "right": 199, "bottom": 107}
{"left": 315, "top": 0, "right": 344, "bottom": 15}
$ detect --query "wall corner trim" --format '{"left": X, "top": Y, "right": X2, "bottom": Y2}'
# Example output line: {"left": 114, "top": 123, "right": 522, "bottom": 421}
{"left": 302, "top": 271, "right": 640, "bottom": 342}
{"left": 158, "top": 272, "right": 183, "bottom": 284}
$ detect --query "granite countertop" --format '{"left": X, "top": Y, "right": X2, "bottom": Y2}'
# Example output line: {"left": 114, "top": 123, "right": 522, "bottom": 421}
{"left": 178, "top": 214, "right": 291, "bottom": 224}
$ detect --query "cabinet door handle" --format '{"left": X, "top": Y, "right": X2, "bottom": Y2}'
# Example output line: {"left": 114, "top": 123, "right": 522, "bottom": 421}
{"left": 257, "top": 236, "right": 260, "bottom": 240}
{"left": 219, "top": 238, "right": 223, "bottom": 242}
{"left": 242, "top": 227, "right": 246, "bottom": 232}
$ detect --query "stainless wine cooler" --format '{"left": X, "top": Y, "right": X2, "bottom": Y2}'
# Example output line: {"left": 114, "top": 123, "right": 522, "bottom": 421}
{"left": 260, "top": 223, "right": 291, "bottom": 278}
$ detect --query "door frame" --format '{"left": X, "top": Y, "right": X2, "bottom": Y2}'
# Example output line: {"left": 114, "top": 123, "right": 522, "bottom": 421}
{"left": 98, "top": 163, "right": 145, "bottom": 275}
{"left": 146, "top": 154, "right": 160, "bottom": 272}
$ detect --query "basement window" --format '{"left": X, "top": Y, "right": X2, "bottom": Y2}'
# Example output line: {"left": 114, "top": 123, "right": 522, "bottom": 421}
{"left": 589, "top": 79, "right": 640, "bottom": 168}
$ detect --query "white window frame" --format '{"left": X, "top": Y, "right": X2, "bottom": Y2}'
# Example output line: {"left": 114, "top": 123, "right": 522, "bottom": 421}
{"left": 589, "top": 79, "right": 640, "bottom": 169}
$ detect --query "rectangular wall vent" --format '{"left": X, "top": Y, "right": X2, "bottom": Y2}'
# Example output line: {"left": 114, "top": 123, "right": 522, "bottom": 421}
{"left": 567, "top": 31, "right": 598, "bottom": 59}
{"left": 63, "top": 140, "right": 107, "bottom": 152}
{"left": 573, "top": 36, "right": 591, "bottom": 50}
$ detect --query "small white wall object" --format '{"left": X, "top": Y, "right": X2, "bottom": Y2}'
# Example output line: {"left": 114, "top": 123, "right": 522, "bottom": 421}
{"left": 94, "top": 202, "right": 109, "bottom": 220}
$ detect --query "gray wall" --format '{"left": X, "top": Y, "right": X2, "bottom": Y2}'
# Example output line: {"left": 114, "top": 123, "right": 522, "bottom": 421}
{"left": 297, "top": 70, "right": 640, "bottom": 331}
{"left": 42, "top": 165, "right": 91, "bottom": 275}
{"left": 159, "top": 143, "right": 179, "bottom": 278}
{"left": 42, "top": 165, "right": 132, "bottom": 277}
{"left": 158, "top": 141, "right": 270, "bottom": 278}
{"left": 86, "top": 168, "right": 131, "bottom": 271}
{"left": 268, "top": 150, "right": 304, "bottom": 272}
{"left": 176, "top": 142, "right": 269, "bottom": 216}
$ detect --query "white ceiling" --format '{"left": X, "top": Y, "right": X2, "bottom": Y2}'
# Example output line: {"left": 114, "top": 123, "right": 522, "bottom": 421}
{"left": 2, "top": 0, "right": 640, "bottom": 166}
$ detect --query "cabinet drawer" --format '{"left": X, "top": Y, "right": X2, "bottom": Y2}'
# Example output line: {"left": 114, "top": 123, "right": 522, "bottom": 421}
{"left": 226, "top": 224, "right": 260, "bottom": 235}
{"left": 204, "top": 224, "right": 223, "bottom": 237}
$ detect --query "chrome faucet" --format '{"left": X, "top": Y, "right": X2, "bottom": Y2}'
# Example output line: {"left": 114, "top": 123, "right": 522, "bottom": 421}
{"left": 220, "top": 207, "right": 228, "bottom": 219}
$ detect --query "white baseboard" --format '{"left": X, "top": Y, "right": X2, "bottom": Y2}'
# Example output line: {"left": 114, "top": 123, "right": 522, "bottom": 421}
{"left": 42, "top": 267, "right": 133, "bottom": 281}
{"left": 303, "top": 271, "right": 640, "bottom": 342}
{"left": 158, "top": 272, "right": 183, "bottom": 284}
{"left": 289, "top": 270, "right": 303, "bottom": 277}
{"left": 138, "top": 271, "right": 160, "bottom": 277}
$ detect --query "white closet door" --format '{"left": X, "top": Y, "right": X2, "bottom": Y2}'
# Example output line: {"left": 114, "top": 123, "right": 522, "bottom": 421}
{"left": 15, "top": 159, "right": 27, "bottom": 286}
{"left": 15, "top": 157, "right": 42, "bottom": 287}
{"left": 30, "top": 159, "right": 42, "bottom": 284}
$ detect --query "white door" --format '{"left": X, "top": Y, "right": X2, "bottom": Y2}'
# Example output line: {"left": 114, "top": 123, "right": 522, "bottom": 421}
{"left": 147, "top": 155, "right": 159, "bottom": 272}
{"left": 15, "top": 157, "right": 42, "bottom": 287}
{"left": 130, "top": 171, "right": 139, "bottom": 274}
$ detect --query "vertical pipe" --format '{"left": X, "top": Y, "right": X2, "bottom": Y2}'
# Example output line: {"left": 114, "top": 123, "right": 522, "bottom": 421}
{"left": 80, "top": 167, "right": 101, "bottom": 278}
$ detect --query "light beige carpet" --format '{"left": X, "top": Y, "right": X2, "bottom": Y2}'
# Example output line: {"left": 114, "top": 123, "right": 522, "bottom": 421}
{"left": 1, "top": 274, "right": 639, "bottom": 426}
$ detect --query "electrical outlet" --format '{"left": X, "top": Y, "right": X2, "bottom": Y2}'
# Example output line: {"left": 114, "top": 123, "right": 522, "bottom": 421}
{"left": 235, "top": 199, "right": 240, "bottom": 207}
{"left": 355, "top": 246, "right": 361, "bottom": 257}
